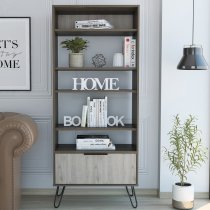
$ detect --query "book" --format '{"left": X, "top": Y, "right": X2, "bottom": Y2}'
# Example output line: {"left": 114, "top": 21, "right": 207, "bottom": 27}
{"left": 76, "top": 138, "right": 111, "bottom": 145}
{"left": 130, "top": 39, "right": 136, "bottom": 67}
{"left": 104, "top": 96, "right": 108, "bottom": 127}
{"left": 123, "top": 37, "right": 136, "bottom": 67}
{"left": 124, "top": 36, "right": 132, "bottom": 67}
{"left": 76, "top": 143, "right": 116, "bottom": 150}
{"left": 86, "top": 97, "right": 108, "bottom": 128}
{"left": 87, "top": 97, "right": 90, "bottom": 127}
{"left": 77, "top": 135, "right": 109, "bottom": 139}
{"left": 81, "top": 105, "right": 88, "bottom": 127}
{"left": 75, "top": 19, "right": 113, "bottom": 29}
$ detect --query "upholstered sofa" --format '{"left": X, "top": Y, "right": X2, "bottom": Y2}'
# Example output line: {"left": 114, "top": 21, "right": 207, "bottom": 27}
{"left": 0, "top": 112, "right": 38, "bottom": 210}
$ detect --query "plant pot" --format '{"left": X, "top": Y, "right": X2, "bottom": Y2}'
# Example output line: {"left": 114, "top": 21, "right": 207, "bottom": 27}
{"left": 69, "top": 53, "right": 84, "bottom": 67}
{"left": 172, "top": 183, "right": 194, "bottom": 209}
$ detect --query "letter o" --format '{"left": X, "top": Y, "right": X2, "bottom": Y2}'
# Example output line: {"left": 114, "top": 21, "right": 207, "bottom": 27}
{"left": 72, "top": 116, "right": 81, "bottom": 126}
{"left": 107, "top": 116, "right": 116, "bottom": 126}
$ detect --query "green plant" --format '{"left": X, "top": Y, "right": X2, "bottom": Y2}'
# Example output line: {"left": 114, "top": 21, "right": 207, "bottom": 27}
{"left": 61, "top": 37, "right": 88, "bottom": 53}
{"left": 163, "top": 114, "right": 208, "bottom": 186}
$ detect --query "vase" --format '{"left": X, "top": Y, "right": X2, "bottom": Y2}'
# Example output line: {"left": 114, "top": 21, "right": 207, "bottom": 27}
{"left": 69, "top": 53, "right": 84, "bottom": 67}
{"left": 172, "top": 183, "right": 194, "bottom": 209}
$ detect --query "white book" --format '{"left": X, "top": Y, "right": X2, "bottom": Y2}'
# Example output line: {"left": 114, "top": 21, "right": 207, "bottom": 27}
{"left": 124, "top": 36, "right": 132, "bottom": 67}
{"left": 130, "top": 39, "right": 136, "bottom": 67}
{"left": 77, "top": 143, "right": 116, "bottom": 150}
{"left": 98, "top": 99, "right": 102, "bottom": 127}
{"left": 104, "top": 96, "right": 108, "bottom": 127}
{"left": 89, "top": 101, "right": 94, "bottom": 127}
{"left": 93, "top": 99, "right": 98, "bottom": 127}
{"left": 87, "top": 97, "right": 90, "bottom": 127}
{"left": 81, "top": 105, "right": 88, "bottom": 127}
{"left": 76, "top": 138, "right": 111, "bottom": 145}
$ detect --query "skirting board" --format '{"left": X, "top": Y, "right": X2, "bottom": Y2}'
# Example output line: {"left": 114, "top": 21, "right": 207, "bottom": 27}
{"left": 22, "top": 188, "right": 158, "bottom": 196}
{"left": 159, "top": 192, "right": 209, "bottom": 199}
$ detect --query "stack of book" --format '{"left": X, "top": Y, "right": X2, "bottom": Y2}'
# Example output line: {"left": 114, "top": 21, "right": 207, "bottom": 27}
{"left": 123, "top": 36, "right": 136, "bottom": 67}
{"left": 81, "top": 96, "right": 108, "bottom": 128}
{"left": 76, "top": 135, "right": 115, "bottom": 150}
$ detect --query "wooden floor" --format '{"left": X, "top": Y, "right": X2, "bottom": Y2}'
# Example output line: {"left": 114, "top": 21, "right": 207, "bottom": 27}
{"left": 21, "top": 195, "right": 209, "bottom": 210}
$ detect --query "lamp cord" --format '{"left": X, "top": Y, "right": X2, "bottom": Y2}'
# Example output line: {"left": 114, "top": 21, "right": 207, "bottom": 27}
{"left": 192, "top": 0, "right": 195, "bottom": 46}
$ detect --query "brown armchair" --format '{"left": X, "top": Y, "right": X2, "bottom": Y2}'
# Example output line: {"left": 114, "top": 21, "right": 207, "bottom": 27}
{"left": 0, "top": 112, "right": 38, "bottom": 210}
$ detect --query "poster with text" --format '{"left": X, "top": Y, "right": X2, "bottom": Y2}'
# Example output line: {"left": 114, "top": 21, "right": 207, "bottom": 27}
{"left": 0, "top": 17, "right": 31, "bottom": 90}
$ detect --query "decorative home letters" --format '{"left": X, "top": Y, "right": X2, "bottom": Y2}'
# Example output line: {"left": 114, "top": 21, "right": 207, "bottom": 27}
{"left": 64, "top": 115, "right": 125, "bottom": 127}
{"left": 72, "top": 78, "right": 119, "bottom": 90}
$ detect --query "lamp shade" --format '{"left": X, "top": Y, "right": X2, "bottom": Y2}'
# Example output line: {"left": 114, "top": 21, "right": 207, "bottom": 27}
{"left": 177, "top": 46, "right": 208, "bottom": 70}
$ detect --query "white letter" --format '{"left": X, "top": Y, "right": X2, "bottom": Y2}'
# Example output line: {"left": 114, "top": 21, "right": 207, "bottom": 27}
{"left": 64, "top": 116, "right": 72, "bottom": 126}
{"left": 109, "top": 78, "right": 119, "bottom": 90}
{"left": 116, "top": 116, "right": 124, "bottom": 126}
{"left": 72, "top": 78, "right": 81, "bottom": 90}
{"left": 95, "top": 78, "right": 107, "bottom": 90}
{"left": 72, "top": 116, "right": 81, "bottom": 126}
{"left": 85, "top": 78, "right": 97, "bottom": 90}
{"left": 107, "top": 116, "right": 116, "bottom": 126}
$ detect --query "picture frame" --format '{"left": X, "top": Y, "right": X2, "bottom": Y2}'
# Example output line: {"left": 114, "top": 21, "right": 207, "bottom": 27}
{"left": 0, "top": 17, "right": 31, "bottom": 91}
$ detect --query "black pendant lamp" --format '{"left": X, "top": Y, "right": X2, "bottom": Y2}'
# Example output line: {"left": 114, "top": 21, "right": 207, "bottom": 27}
{"left": 177, "top": 0, "right": 208, "bottom": 70}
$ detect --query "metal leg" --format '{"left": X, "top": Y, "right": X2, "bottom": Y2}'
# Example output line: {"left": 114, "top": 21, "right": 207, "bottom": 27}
{"left": 54, "top": 186, "right": 66, "bottom": 208}
{"left": 126, "top": 186, "right": 138, "bottom": 208}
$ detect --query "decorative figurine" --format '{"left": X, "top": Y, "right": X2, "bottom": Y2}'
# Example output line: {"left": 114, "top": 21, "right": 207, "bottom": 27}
{"left": 92, "top": 54, "right": 106, "bottom": 68}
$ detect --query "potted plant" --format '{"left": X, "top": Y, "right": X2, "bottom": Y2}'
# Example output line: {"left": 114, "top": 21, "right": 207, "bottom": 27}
{"left": 163, "top": 114, "right": 207, "bottom": 210}
{"left": 61, "top": 37, "right": 88, "bottom": 67}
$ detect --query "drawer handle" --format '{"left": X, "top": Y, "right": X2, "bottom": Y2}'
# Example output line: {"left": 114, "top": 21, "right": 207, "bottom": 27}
{"left": 84, "top": 153, "right": 108, "bottom": 155}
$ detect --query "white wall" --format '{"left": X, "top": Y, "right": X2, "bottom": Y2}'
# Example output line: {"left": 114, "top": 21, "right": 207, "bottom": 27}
{"left": 160, "top": 0, "right": 210, "bottom": 193}
{"left": 0, "top": 0, "right": 161, "bottom": 189}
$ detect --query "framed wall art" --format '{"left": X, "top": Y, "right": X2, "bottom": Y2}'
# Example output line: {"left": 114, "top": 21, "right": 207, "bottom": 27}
{"left": 0, "top": 17, "right": 31, "bottom": 90}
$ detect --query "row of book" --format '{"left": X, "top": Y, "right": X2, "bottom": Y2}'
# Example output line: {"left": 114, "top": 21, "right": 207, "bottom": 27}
{"left": 124, "top": 36, "right": 136, "bottom": 67}
{"left": 76, "top": 135, "right": 115, "bottom": 150}
{"left": 81, "top": 96, "right": 108, "bottom": 127}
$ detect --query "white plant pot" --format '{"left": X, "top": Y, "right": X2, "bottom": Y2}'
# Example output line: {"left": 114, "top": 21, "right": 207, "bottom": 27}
{"left": 172, "top": 183, "right": 194, "bottom": 209}
{"left": 69, "top": 53, "right": 84, "bottom": 67}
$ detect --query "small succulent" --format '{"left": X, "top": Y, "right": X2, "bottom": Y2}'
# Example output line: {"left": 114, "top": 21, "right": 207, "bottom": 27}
{"left": 61, "top": 37, "right": 88, "bottom": 53}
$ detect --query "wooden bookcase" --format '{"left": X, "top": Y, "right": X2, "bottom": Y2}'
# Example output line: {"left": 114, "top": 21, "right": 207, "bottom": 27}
{"left": 52, "top": 5, "right": 139, "bottom": 208}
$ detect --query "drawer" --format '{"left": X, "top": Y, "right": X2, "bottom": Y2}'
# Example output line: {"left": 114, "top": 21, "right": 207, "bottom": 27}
{"left": 55, "top": 153, "right": 136, "bottom": 185}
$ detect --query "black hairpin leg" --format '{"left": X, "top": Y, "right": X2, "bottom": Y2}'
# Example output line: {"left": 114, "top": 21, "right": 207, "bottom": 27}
{"left": 126, "top": 186, "right": 138, "bottom": 208}
{"left": 54, "top": 186, "right": 66, "bottom": 208}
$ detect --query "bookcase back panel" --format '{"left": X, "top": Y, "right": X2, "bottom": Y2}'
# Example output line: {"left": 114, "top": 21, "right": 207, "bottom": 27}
{"left": 57, "top": 71, "right": 132, "bottom": 90}
{"left": 58, "top": 36, "right": 129, "bottom": 68}
{"left": 58, "top": 131, "right": 132, "bottom": 145}
{"left": 57, "top": 15, "right": 134, "bottom": 30}
{"left": 58, "top": 93, "right": 133, "bottom": 124}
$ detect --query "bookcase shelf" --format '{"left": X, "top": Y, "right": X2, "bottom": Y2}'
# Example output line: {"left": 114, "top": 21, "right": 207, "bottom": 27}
{"left": 53, "top": 5, "right": 139, "bottom": 196}
{"left": 55, "top": 67, "right": 136, "bottom": 71}
{"left": 55, "top": 89, "right": 137, "bottom": 93}
{"left": 56, "top": 124, "right": 137, "bottom": 131}
{"left": 55, "top": 144, "right": 137, "bottom": 153}
{"left": 55, "top": 29, "right": 138, "bottom": 36}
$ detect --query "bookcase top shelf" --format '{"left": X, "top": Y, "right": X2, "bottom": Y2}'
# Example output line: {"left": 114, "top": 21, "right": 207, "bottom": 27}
{"left": 56, "top": 124, "right": 137, "bottom": 131}
{"left": 53, "top": 5, "right": 139, "bottom": 15}
{"left": 55, "top": 67, "right": 136, "bottom": 71}
{"left": 55, "top": 144, "right": 137, "bottom": 153}
{"left": 54, "top": 29, "right": 138, "bottom": 36}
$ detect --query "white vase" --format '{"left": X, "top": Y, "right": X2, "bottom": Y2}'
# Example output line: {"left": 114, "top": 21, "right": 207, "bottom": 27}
{"left": 172, "top": 183, "right": 194, "bottom": 209}
{"left": 69, "top": 53, "right": 84, "bottom": 67}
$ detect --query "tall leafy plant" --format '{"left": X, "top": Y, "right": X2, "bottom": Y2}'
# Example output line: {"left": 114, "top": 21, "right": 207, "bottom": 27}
{"left": 163, "top": 114, "right": 207, "bottom": 186}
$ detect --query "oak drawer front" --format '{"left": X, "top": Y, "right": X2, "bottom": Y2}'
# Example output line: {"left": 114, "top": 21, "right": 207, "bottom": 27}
{"left": 55, "top": 153, "right": 136, "bottom": 185}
